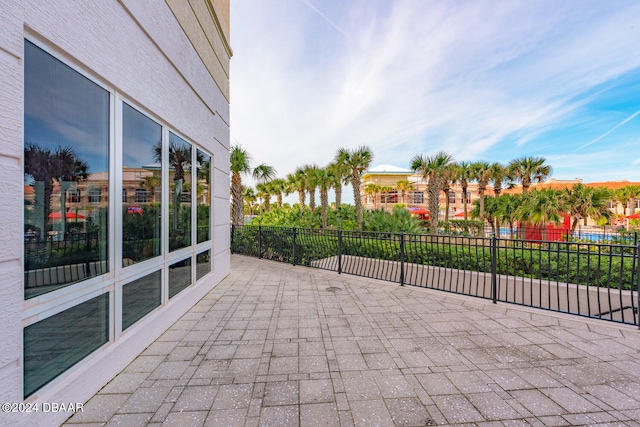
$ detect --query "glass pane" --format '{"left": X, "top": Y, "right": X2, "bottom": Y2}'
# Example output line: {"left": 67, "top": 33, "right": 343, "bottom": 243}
{"left": 122, "top": 103, "right": 162, "bottom": 266}
{"left": 169, "top": 257, "right": 192, "bottom": 298}
{"left": 196, "top": 250, "right": 211, "bottom": 281}
{"left": 24, "top": 40, "right": 109, "bottom": 299}
{"left": 197, "top": 149, "right": 211, "bottom": 243}
{"left": 122, "top": 270, "right": 161, "bottom": 331}
{"left": 23, "top": 293, "right": 109, "bottom": 397}
{"left": 168, "top": 133, "right": 192, "bottom": 251}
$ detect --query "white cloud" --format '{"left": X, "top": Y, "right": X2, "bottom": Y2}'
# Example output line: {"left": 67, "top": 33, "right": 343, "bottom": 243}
{"left": 231, "top": 0, "right": 640, "bottom": 190}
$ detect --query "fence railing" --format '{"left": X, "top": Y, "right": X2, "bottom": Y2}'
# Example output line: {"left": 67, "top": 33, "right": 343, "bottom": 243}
{"left": 231, "top": 225, "right": 640, "bottom": 327}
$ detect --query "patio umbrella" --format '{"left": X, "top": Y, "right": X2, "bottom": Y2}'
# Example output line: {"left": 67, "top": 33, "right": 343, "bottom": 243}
{"left": 626, "top": 213, "right": 640, "bottom": 219}
{"left": 49, "top": 212, "right": 85, "bottom": 220}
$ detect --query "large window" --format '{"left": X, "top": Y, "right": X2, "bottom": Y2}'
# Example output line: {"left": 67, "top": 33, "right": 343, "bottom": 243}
{"left": 168, "top": 133, "right": 192, "bottom": 251}
{"left": 122, "top": 103, "right": 162, "bottom": 266}
{"left": 197, "top": 149, "right": 211, "bottom": 243}
{"left": 196, "top": 250, "right": 211, "bottom": 281}
{"left": 122, "top": 271, "right": 161, "bottom": 330}
{"left": 23, "top": 293, "right": 109, "bottom": 397}
{"left": 169, "top": 257, "right": 192, "bottom": 298}
{"left": 22, "top": 39, "right": 215, "bottom": 398}
{"left": 23, "top": 40, "right": 110, "bottom": 298}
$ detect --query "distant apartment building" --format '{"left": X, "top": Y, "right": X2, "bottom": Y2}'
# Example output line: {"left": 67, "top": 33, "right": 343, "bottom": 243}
{"left": 1, "top": 1, "right": 231, "bottom": 426}
{"left": 361, "top": 165, "right": 487, "bottom": 218}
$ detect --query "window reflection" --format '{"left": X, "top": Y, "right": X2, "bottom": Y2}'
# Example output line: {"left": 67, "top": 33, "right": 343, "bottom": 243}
{"left": 122, "top": 103, "right": 162, "bottom": 266}
{"left": 122, "top": 271, "right": 161, "bottom": 330}
{"left": 168, "top": 133, "right": 192, "bottom": 251}
{"left": 169, "top": 257, "right": 192, "bottom": 298}
{"left": 196, "top": 250, "right": 211, "bottom": 281}
{"left": 23, "top": 41, "right": 109, "bottom": 299}
{"left": 23, "top": 293, "right": 109, "bottom": 397}
{"left": 197, "top": 149, "right": 211, "bottom": 243}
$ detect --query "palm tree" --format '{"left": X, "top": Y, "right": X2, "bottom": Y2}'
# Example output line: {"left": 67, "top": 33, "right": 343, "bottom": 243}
{"left": 302, "top": 164, "right": 320, "bottom": 211}
{"left": 315, "top": 167, "right": 336, "bottom": 228}
{"left": 259, "top": 181, "right": 278, "bottom": 213}
{"left": 455, "top": 161, "right": 473, "bottom": 220}
{"left": 242, "top": 186, "right": 257, "bottom": 215}
{"left": 563, "top": 184, "right": 612, "bottom": 232}
{"left": 328, "top": 161, "right": 349, "bottom": 208}
{"left": 471, "top": 161, "right": 492, "bottom": 221}
{"left": 507, "top": 156, "right": 552, "bottom": 194}
{"left": 230, "top": 145, "right": 276, "bottom": 226}
{"left": 288, "top": 168, "right": 307, "bottom": 209}
{"left": 622, "top": 184, "right": 640, "bottom": 216}
{"left": 269, "top": 178, "right": 289, "bottom": 208}
{"left": 395, "top": 180, "right": 414, "bottom": 205}
{"left": 517, "top": 189, "right": 567, "bottom": 241}
{"left": 364, "top": 183, "right": 381, "bottom": 209}
{"left": 612, "top": 188, "right": 629, "bottom": 216}
{"left": 380, "top": 186, "right": 394, "bottom": 211}
{"left": 411, "top": 151, "right": 454, "bottom": 234}
{"left": 496, "top": 194, "right": 522, "bottom": 239}
{"left": 440, "top": 165, "right": 457, "bottom": 222}
{"left": 490, "top": 162, "right": 506, "bottom": 196}
{"left": 24, "top": 143, "right": 89, "bottom": 238}
{"left": 336, "top": 146, "right": 373, "bottom": 229}
{"left": 230, "top": 146, "right": 252, "bottom": 226}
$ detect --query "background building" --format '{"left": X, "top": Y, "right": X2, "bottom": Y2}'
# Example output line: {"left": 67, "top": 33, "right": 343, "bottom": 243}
{"left": 0, "top": 1, "right": 231, "bottom": 426}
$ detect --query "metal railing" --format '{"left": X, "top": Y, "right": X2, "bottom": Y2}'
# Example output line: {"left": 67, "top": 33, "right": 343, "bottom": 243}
{"left": 231, "top": 225, "right": 640, "bottom": 327}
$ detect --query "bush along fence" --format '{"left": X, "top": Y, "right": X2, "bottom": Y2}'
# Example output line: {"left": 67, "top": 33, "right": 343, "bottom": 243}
{"left": 231, "top": 225, "right": 640, "bottom": 327}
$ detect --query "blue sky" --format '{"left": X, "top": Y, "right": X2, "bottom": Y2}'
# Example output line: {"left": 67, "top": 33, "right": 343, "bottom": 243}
{"left": 230, "top": 0, "right": 640, "bottom": 198}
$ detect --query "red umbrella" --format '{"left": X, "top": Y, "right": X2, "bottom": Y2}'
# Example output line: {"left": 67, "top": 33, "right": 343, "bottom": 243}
{"left": 49, "top": 212, "right": 85, "bottom": 220}
{"left": 626, "top": 213, "right": 640, "bottom": 219}
{"left": 454, "top": 210, "right": 466, "bottom": 218}
{"left": 411, "top": 208, "right": 429, "bottom": 215}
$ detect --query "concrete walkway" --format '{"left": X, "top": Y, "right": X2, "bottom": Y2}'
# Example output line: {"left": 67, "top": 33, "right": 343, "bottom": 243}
{"left": 65, "top": 255, "right": 640, "bottom": 426}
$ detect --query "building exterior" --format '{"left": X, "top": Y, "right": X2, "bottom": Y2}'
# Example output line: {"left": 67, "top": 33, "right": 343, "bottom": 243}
{"left": 361, "top": 165, "right": 487, "bottom": 218}
{"left": 1, "top": 1, "right": 231, "bottom": 426}
{"left": 361, "top": 167, "right": 640, "bottom": 225}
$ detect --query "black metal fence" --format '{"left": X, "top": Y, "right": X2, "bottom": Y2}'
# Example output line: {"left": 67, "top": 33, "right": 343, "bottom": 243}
{"left": 231, "top": 225, "right": 640, "bottom": 327}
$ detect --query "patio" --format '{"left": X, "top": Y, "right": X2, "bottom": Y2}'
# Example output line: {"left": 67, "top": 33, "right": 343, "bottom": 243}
{"left": 64, "top": 255, "right": 640, "bottom": 426}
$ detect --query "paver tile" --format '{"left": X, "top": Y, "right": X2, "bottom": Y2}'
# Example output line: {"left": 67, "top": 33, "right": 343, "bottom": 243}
{"left": 62, "top": 256, "right": 640, "bottom": 427}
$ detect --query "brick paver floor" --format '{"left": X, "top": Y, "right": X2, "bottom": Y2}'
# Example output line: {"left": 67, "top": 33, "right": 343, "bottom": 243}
{"left": 64, "top": 255, "right": 640, "bottom": 426}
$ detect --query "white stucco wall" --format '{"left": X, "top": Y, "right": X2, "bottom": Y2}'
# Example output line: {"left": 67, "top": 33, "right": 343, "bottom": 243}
{"left": 0, "top": 1, "right": 230, "bottom": 426}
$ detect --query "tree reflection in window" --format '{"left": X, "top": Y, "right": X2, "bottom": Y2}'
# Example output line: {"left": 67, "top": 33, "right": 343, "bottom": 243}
{"left": 122, "top": 103, "right": 162, "bottom": 266}
{"left": 24, "top": 41, "right": 109, "bottom": 298}
{"left": 197, "top": 149, "right": 211, "bottom": 243}
{"left": 156, "top": 133, "right": 192, "bottom": 251}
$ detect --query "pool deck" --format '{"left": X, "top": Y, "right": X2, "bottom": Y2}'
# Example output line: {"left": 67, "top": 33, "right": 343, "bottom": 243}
{"left": 64, "top": 255, "right": 640, "bottom": 426}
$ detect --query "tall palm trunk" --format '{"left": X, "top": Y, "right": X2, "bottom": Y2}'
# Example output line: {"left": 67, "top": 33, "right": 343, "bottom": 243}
{"left": 231, "top": 172, "right": 243, "bottom": 226}
{"left": 335, "top": 184, "right": 342, "bottom": 208}
{"left": 309, "top": 188, "right": 316, "bottom": 210}
{"left": 462, "top": 183, "right": 468, "bottom": 220}
{"left": 298, "top": 189, "right": 305, "bottom": 208}
{"left": 320, "top": 189, "right": 329, "bottom": 228}
{"left": 352, "top": 170, "right": 364, "bottom": 229}
{"left": 427, "top": 179, "right": 440, "bottom": 234}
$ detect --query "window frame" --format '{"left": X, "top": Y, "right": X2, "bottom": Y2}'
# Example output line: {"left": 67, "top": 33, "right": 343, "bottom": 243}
{"left": 22, "top": 36, "right": 216, "bottom": 397}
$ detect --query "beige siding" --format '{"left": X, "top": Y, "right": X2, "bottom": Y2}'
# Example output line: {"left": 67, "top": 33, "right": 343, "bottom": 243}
{"left": 166, "top": 0, "right": 232, "bottom": 101}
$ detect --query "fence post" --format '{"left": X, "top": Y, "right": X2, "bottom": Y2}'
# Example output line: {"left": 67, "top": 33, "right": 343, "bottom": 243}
{"left": 292, "top": 227, "right": 297, "bottom": 266}
{"left": 258, "top": 225, "right": 262, "bottom": 259}
{"left": 637, "top": 244, "right": 640, "bottom": 329}
{"left": 337, "top": 228, "right": 342, "bottom": 274}
{"left": 400, "top": 232, "right": 405, "bottom": 286}
{"left": 491, "top": 235, "right": 497, "bottom": 304}
{"left": 231, "top": 224, "right": 235, "bottom": 254}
